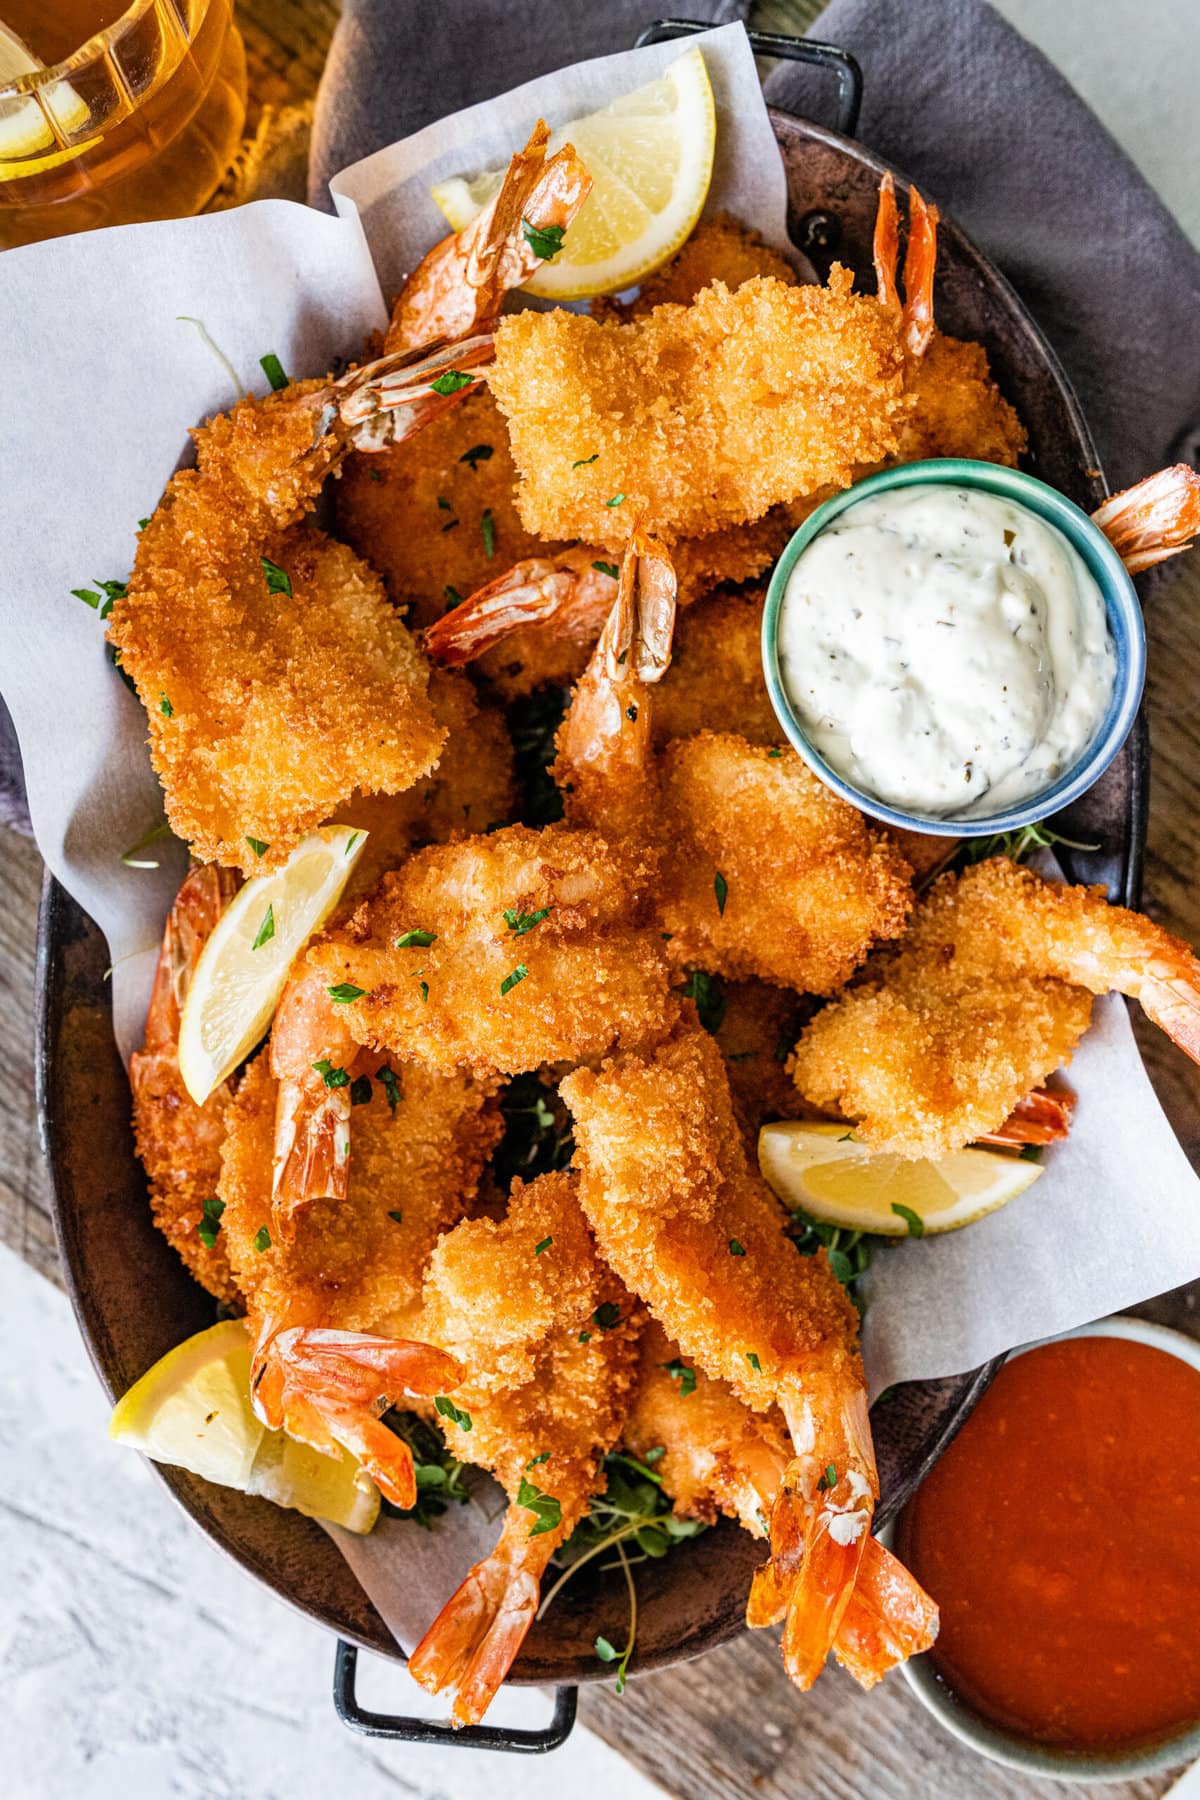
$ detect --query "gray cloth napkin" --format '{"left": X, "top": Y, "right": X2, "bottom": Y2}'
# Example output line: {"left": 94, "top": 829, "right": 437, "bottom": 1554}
{"left": 4, "top": 0, "right": 1196, "bottom": 833}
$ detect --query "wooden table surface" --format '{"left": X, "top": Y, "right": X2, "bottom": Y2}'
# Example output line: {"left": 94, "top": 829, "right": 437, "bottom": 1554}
{"left": 4, "top": 4, "right": 1198, "bottom": 1796}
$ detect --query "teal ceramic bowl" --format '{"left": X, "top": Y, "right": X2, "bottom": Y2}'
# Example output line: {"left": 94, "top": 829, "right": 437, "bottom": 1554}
{"left": 892, "top": 1315, "right": 1200, "bottom": 1783}
{"left": 761, "top": 459, "right": 1146, "bottom": 837}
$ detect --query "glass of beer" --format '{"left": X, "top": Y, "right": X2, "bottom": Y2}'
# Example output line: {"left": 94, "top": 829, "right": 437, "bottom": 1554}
{"left": 0, "top": 0, "right": 246, "bottom": 248}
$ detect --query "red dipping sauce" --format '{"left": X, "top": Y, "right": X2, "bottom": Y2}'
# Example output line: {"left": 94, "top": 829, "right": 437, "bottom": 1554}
{"left": 897, "top": 1333, "right": 1200, "bottom": 1752}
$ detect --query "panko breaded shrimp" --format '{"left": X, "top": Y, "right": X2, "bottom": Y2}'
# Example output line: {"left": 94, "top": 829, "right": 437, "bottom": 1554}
{"left": 592, "top": 213, "right": 797, "bottom": 320}
{"left": 650, "top": 585, "right": 778, "bottom": 750}
{"left": 625, "top": 1321, "right": 938, "bottom": 1687}
{"left": 791, "top": 856, "right": 1200, "bottom": 1159}
{"left": 130, "top": 863, "right": 241, "bottom": 1304}
{"left": 408, "top": 1171, "right": 641, "bottom": 1725}
{"left": 487, "top": 271, "right": 910, "bottom": 545}
{"left": 305, "top": 823, "right": 678, "bottom": 1077}
{"left": 561, "top": 1024, "right": 935, "bottom": 1691}
{"left": 712, "top": 977, "right": 817, "bottom": 1153}
{"left": 219, "top": 1048, "right": 499, "bottom": 1504}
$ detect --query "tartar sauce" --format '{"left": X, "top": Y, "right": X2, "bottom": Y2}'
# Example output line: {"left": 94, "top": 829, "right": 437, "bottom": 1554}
{"left": 777, "top": 484, "right": 1116, "bottom": 817}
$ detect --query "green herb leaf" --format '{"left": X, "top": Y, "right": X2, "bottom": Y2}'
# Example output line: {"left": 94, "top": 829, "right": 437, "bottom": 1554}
{"left": 527, "top": 1452, "right": 550, "bottom": 1468}
{"left": 767, "top": 747, "right": 783, "bottom": 758}
{"left": 572, "top": 452, "right": 599, "bottom": 469}
{"left": 368, "top": 467, "right": 382, "bottom": 483}
{"left": 378, "top": 1067, "right": 402, "bottom": 1113}
{"left": 431, "top": 370, "right": 474, "bottom": 396}
{"left": 260, "top": 556, "right": 292, "bottom": 597}
{"left": 159, "top": 693, "right": 174, "bottom": 718}
{"left": 593, "top": 1301, "right": 623, "bottom": 1331}
{"left": 605, "top": 492, "right": 625, "bottom": 508}
{"left": 350, "top": 1075, "right": 373, "bottom": 1107}
{"left": 662, "top": 1358, "right": 696, "bottom": 1397}
{"left": 460, "top": 443, "right": 494, "bottom": 470}
{"left": 517, "top": 1474, "right": 563, "bottom": 1535}
{"left": 197, "top": 1196, "right": 225, "bottom": 1249}
{"left": 746, "top": 1352, "right": 762, "bottom": 1372}
{"left": 138, "top": 517, "right": 151, "bottom": 530}
{"left": 591, "top": 560, "right": 619, "bottom": 579}
{"left": 500, "top": 963, "right": 528, "bottom": 996}
{"left": 443, "top": 584, "right": 463, "bottom": 610}
{"left": 728, "top": 1238, "right": 746, "bottom": 1257}
{"left": 380, "top": 1409, "right": 471, "bottom": 1528}
{"left": 419, "top": 980, "right": 429, "bottom": 1004}
{"left": 714, "top": 871, "right": 728, "bottom": 915}
{"left": 259, "top": 351, "right": 288, "bottom": 391}
{"left": 394, "top": 928, "right": 437, "bottom": 948}
{"left": 1020, "top": 1143, "right": 1044, "bottom": 1163}
{"left": 535, "top": 1235, "right": 553, "bottom": 1255}
{"left": 254, "top": 1226, "right": 271, "bottom": 1253}
{"left": 481, "top": 507, "right": 495, "bottom": 557}
{"left": 643, "top": 1445, "right": 665, "bottom": 1465}
{"left": 594, "top": 1635, "right": 618, "bottom": 1663}
{"left": 251, "top": 904, "right": 275, "bottom": 950}
{"left": 817, "top": 1463, "right": 838, "bottom": 1493}
{"left": 678, "top": 968, "right": 725, "bottom": 1034}
{"left": 245, "top": 836, "right": 269, "bottom": 857}
{"left": 327, "top": 983, "right": 365, "bottom": 1004}
{"left": 522, "top": 218, "right": 566, "bottom": 261}
{"left": 434, "top": 1395, "right": 472, "bottom": 1432}
{"left": 312, "top": 1059, "right": 350, "bottom": 1090}
{"left": 891, "top": 1202, "right": 925, "bottom": 1237}
{"left": 503, "top": 906, "right": 551, "bottom": 937}
{"left": 578, "top": 1331, "right": 591, "bottom": 1344}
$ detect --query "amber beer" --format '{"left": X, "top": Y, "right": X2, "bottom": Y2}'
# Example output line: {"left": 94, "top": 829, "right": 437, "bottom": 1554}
{"left": 0, "top": 0, "right": 246, "bottom": 247}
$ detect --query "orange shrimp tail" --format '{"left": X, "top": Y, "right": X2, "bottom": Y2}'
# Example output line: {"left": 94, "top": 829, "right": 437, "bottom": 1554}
{"left": 141, "top": 863, "right": 239, "bottom": 1054}
{"left": 270, "top": 1080, "right": 351, "bottom": 1234}
{"left": 1140, "top": 963, "right": 1200, "bottom": 1065}
{"left": 833, "top": 1536, "right": 939, "bottom": 1689}
{"left": 409, "top": 1511, "right": 554, "bottom": 1726}
{"left": 873, "top": 172, "right": 901, "bottom": 318}
{"left": 1091, "top": 465, "right": 1200, "bottom": 574}
{"left": 977, "top": 1084, "right": 1075, "bottom": 1147}
{"left": 337, "top": 334, "right": 496, "bottom": 452}
{"left": 763, "top": 1459, "right": 872, "bottom": 1689}
{"left": 423, "top": 558, "right": 604, "bottom": 666}
{"left": 901, "top": 186, "right": 939, "bottom": 359}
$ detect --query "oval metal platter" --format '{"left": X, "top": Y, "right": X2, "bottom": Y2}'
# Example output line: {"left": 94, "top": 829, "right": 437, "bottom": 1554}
{"left": 35, "top": 106, "right": 1145, "bottom": 1690}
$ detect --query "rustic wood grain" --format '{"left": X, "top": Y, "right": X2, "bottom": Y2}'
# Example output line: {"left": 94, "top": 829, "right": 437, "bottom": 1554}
{"left": 4, "top": 2, "right": 1198, "bottom": 1794}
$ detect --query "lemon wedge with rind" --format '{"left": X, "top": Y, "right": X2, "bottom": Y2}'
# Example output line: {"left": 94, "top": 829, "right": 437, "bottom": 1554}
{"left": 109, "top": 1319, "right": 380, "bottom": 1532}
{"left": 430, "top": 45, "right": 716, "bottom": 301}
{"left": 758, "top": 1121, "right": 1043, "bottom": 1237}
{"left": 177, "top": 824, "right": 368, "bottom": 1107}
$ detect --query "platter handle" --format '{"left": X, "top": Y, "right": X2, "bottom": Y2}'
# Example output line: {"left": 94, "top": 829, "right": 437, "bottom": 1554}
{"left": 332, "top": 1641, "right": 578, "bottom": 1752}
{"left": 636, "top": 17, "right": 863, "bottom": 138}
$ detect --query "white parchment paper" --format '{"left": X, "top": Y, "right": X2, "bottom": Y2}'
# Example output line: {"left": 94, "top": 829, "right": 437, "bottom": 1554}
{"left": 3, "top": 20, "right": 1200, "bottom": 1666}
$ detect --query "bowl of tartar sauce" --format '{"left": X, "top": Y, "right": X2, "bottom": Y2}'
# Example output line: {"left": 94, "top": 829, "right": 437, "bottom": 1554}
{"left": 762, "top": 459, "right": 1145, "bottom": 836}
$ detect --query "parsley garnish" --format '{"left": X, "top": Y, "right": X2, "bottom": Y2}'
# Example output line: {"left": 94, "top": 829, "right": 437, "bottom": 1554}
{"left": 522, "top": 218, "right": 566, "bottom": 261}
{"left": 500, "top": 964, "right": 528, "bottom": 996}
{"left": 572, "top": 452, "right": 599, "bottom": 469}
{"left": 1020, "top": 1144, "right": 1044, "bottom": 1163}
{"left": 252, "top": 904, "right": 275, "bottom": 949}
{"left": 344, "top": 832, "right": 361, "bottom": 857}
{"left": 138, "top": 517, "right": 150, "bottom": 531}
{"left": 260, "top": 556, "right": 291, "bottom": 597}
{"left": 728, "top": 1238, "right": 746, "bottom": 1257}
{"left": 518, "top": 1474, "right": 563, "bottom": 1536}
{"left": 503, "top": 906, "right": 550, "bottom": 936}
{"left": 481, "top": 507, "right": 495, "bottom": 557}
{"left": 605, "top": 492, "right": 625, "bottom": 508}
{"left": 434, "top": 1395, "right": 472, "bottom": 1432}
{"left": 460, "top": 443, "right": 494, "bottom": 470}
{"left": 592, "top": 560, "right": 619, "bottom": 579}
{"left": 419, "top": 980, "right": 429, "bottom": 1003}
{"left": 678, "top": 968, "right": 725, "bottom": 1034}
{"left": 593, "top": 1302, "right": 623, "bottom": 1331}
{"left": 817, "top": 1463, "right": 838, "bottom": 1493}
{"left": 378, "top": 1067, "right": 402, "bottom": 1112}
{"left": 254, "top": 1226, "right": 271, "bottom": 1253}
{"left": 661, "top": 1358, "right": 696, "bottom": 1397}
{"left": 431, "top": 370, "right": 474, "bottom": 396}
{"left": 578, "top": 1331, "right": 591, "bottom": 1344}
{"left": 746, "top": 1352, "right": 762, "bottom": 1372}
{"left": 197, "top": 1196, "right": 224, "bottom": 1249}
{"left": 714, "top": 871, "right": 728, "bottom": 915}
{"left": 72, "top": 576, "right": 127, "bottom": 618}
{"left": 767, "top": 747, "right": 783, "bottom": 758}
{"left": 245, "top": 836, "right": 269, "bottom": 857}
{"left": 259, "top": 351, "right": 288, "bottom": 391}
{"left": 327, "top": 983, "right": 365, "bottom": 1004}
{"left": 158, "top": 694, "right": 174, "bottom": 718}
{"left": 535, "top": 1235, "right": 553, "bottom": 1255}
{"left": 394, "top": 928, "right": 437, "bottom": 948}
{"left": 891, "top": 1202, "right": 925, "bottom": 1237}
{"left": 643, "top": 1445, "right": 665, "bottom": 1465}
{"left": 443, "top": 584, "right": 463, "bottom": 610}
{"left": 368, "top": 467, "right": 382, "bottom": 483}
{"left": 387, "top": 1209, "right": 403, "bottom": 1224}
{"left": 350, "top": 1074, "right": 373, "bottom": 1107}
{"left": 312, "top": 1059, "right": 349, "bottom": 1089}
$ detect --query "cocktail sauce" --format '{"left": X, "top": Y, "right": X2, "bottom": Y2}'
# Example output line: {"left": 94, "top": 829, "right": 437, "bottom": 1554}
{"left": 897, "top": 1334, "right": 1200, "bottom": 1751}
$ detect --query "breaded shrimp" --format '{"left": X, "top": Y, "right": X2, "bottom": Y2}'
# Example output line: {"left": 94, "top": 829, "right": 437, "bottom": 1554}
{"left": 487, "top": 271, "right": 910, "bottom": 545}
{"left": 219, "top": 1048, "right": 498, "bottom": 1503}
{"left": 625, "top": 1320, "right": 938, "bottom": 1687}
{"left": 791, "top": 856, "right": 1200, "bottom": 1158}
{"left": 592, "top": 214, "right": 797, "bottom": 320}
{"left": 130, "top": 863, "right": 241, "bottom": 1304}
{"left": 712, "top": 977, "right": 817, "bottom": 1153}
{"left": 409, "top": 1171, "right": 641, "bottom": 1725}
{"left": 561, "top": 1023, "right": 935, "bottom": 1691}
{"left": 306, "top": 823, "right": 678, "bottom": 1077}
{"left": 650, "top": 586, "right": 779, "bottom": 749}
{"left": 655, "top": 734, "right": 913, "bottom": 993}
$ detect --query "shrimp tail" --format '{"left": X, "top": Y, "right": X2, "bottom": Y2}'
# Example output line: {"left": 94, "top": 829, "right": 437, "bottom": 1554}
{"left": 901, "top": 186, "right": 939, "bottom": 359}
{"left": 409, "top": 1509, "right": 556, "bottom": 1725}
{"left": 873, "top": 173, "right": 902, "bottom": 320}
{"left": 423, "top": 554, "right": 616, "bottom": 667}
{"left": 1139, "top": 962, "right": 1200, "bottom": 1064}
{"left": 833, "top": 1536, "right": 940, "bottom": 1689}
{"left": 977, "top": 1084, "right": 1075, "bottom": 1147}
{"left": 761, "top": 1456, "right": 873, "bottom": 1688}
{"left": 141, "top": 863, "right": 239, "bottom": 1053}
{"left": 336, "top": 333, "right": 497, "bottom": 453}
{"left": 1091, "top": 465, "right": 1200, "bottom": 574}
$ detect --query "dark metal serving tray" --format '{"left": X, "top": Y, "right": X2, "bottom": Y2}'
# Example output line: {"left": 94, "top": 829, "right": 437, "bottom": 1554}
{"left": 35, "top": 25, "right": 1144, "bottom": 1755}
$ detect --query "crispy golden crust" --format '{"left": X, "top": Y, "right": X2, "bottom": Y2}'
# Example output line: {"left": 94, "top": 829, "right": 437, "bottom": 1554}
{"left": 219, "top": 1050, "right": 501, "bottom": 1338}
{"left": 130, "top": 1053, "right": 239, "bottom": 1305}
{"left": 652, "top": 586, "right": 779, "bottom": 750}
{"left": 713, "top": 978, "right": 818, "bottom": 1155}
{"left": 656, "top": 735, "right": 913, "bottom": 993}
{"left": 308, "top": 823, "right": 679, "bottom": 1076}
{"left": 592, "top": 215, "right": 797, "bottom": 320}
{"left": 488, "top": 272, "right": 910, "bottom": 545}
{"left": 422, "top": 1171, "right": 641, "bottom": 1516}
{"left": 899, "top": 333, "right": 1027, "bottom": 467}
{"left": 562, "top": 1024, "right": 862, "bottom": 1415}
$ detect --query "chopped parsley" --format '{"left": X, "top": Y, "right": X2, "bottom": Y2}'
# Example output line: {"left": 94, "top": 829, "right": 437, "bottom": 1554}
{"left": 381, "top": 1410, "right": 470, "bottom": 1528}
{"left": 817, "top": 1463, "right": 838, "bottom": 1493}
{"left": 592, "top": 560, "right": 619, "bottom": 579}
{"left": 714, "top": 871, "right": 728, "bottom": 915}
{"left": 500, "top": 963, "right": 528, "bottom": 996}
{"left": 350, "top": 1074, "right": 373, "bottom": 1107}
{"left": 251, "top": 904, "right": 275, "bottom": 949}
{"left": 344, "top": 832, "right": 361, "bottom": 857}
{"left": 434, "top": 1395, "right": 472, "bottom": 1432}
{"left": 661, "top": 1358, "right": 696, "bottom": 1398}
{"left": 578, "top": 1331, "right": 591, "bottom": 1344}
{"left": 891, "top": 1202, "right": 925, "bottom": 1237}
{"left": 767, "top": 747, "right": 783, "bottom": 758}
{"left": 378, "top": 1067, "right": 403, "bottom": 1112}
{"left": 138, "top": 518, "right": 150, "bottom": 531}
{"left": 677, "top": 968, "right": 725, "bottom": 1034}
{"left": 460, "top": 443, "right": 494, "bottom": 470}
{"left": 503, "top": 906, "right": 550, "bottom": 936}
{"left": 728, "top": 1238, "right": 746, "bottom": 1257}
{"left": 254, "top": 1226, "right": 271, "bottom": 1253}
{"left": 259, "top": 351, "right": 288, "bottom": 391}
{"left": 387, "top": 1209, "right": 403, "bottom": 1224}
{"left": 197, "top": 1196, "right": 224, "bottom": 1250}
{"left": 327, "top": 983, "right": 365, "bottom": 1004}
{"left": 430, "top": 369, "right": 474, "bottom": 396}
{"left": 394, "top": 928, "right": 436, "bottom": 948}
{"left": 517, "top": 1474, "right": 563, "bottom": 1536}
{"left": 158, "top": 693, "right": 174, "bottom": 718}
{"left": 481, "top": 507, "right": 495, "bottom": 557}
{"left": 418, "top": 980, "right": 429, "bottom": 1004}
{"left": 260, "top": 556, "right": 292, "bottom": 597}
{"left": 746, "top": 1352, "right": 761, "bottom": 1372}
{"left": 522, "top": 218, "right": 566, "bottom": 261}
{"left": 368, "top": 467, "right": 382, "bottom": 482}
{"left": 245, "top": 836, "right": 269, "bottom": 857}
{"left": 605, "top": 492, "right": 626, "bottom": 508}
{"left": 72, "top": 576, "right": 127, "bottom": 618}
{"left": 312, "top": 1059, "right": 349, "bottom": 1089}
{"left": 592, "top": 1301, "right": 623, "bottom": 1331}
{"left": 535, "top": 1236, "right": 553, "bottom": 1256}
{"left": 572, "top": 452, "right": 599, "bottom": 469}
{"left": 443, "top": 584, "right": 463, "bottom": 610}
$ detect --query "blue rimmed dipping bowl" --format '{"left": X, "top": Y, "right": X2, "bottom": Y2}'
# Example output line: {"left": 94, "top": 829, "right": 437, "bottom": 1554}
{"left": 761, "top": 459, "right": 1146, "bottom": 838}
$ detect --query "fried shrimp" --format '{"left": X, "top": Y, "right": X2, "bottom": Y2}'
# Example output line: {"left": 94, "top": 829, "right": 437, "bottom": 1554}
{"left": 650, "top": 586, "right": 778, "bottom": 750}
{"left": 408, "top": 1171, "right": 641, "bottom": 1725}
{"left": 219, "top": 1048, "right": 499, "bottom": 1504}
{"left": 487, "top": 271, "right": 910, "bottom": 545}
{"left": 130, "top": 863, "right": 241, "bottom": 1304}
{"left": 791, "top": 856, "right": 1200, "bottom": 1159}
{"left": 305, "top": 823, "right": 677, "bottom": 1077}
{"left": 625, "top": 1322, "right": 938, "bottom": 1687}
{"left": 561, "top": 1023, "right": 935, "bottom": 1691}
{"left": 712, "top": 978, "right": 816, "bottom": 1153}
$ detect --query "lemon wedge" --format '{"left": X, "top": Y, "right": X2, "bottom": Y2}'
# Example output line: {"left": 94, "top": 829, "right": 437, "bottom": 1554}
{"left": 758, "top": 1121, "right": 1043, "bottom": 1236}
{"left": 109, "top": 1320, "right": 380, "bottom": 1532}
{"left": 0, "top": 23, "right": 94, "bottom": 171}
{"left": 431, "top": 45, "right": 716, "bottom": 300}
{"left": 177, "top": 824, "right": 367, "bottom": 1106}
